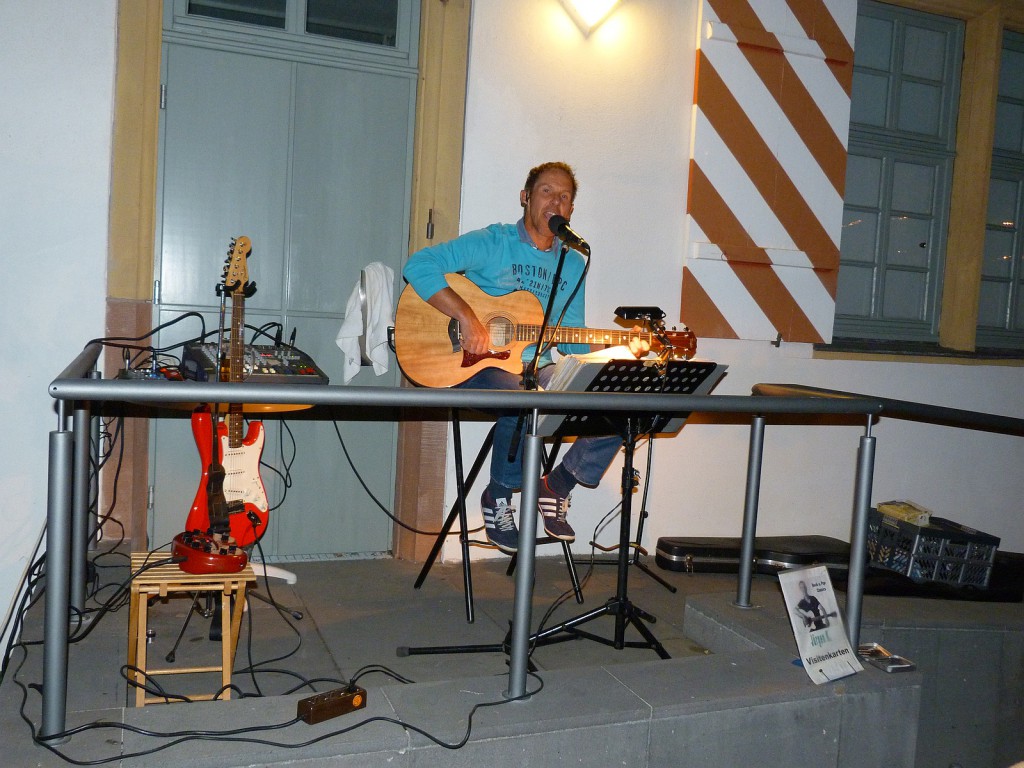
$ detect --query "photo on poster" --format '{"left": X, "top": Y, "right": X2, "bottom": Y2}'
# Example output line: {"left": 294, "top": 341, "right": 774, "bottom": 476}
{"left": 779, "top": 565, "right": 862, "bottom": 684}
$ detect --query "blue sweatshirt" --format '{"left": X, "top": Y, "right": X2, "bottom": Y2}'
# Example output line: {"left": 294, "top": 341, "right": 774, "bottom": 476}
{"left": 402, "top": 219, "right": 590, "bottom": 362}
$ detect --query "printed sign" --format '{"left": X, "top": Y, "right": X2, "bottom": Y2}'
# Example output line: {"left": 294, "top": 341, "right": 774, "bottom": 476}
{"left": 779, "top": 565, "right": 862, "bottom": 684}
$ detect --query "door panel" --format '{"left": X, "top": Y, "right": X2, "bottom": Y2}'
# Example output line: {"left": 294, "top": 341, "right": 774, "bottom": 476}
{"left": 152, "top": 34, "right": 413, "bottom": 558}
{"left": 159, "top": 44, "right": 291, "bottom": 311}
{"left": 288, "top": 64, "right": 414, "bottom": 314}
{"left": 266, "top": 314, "right": 398, "bottom": 557}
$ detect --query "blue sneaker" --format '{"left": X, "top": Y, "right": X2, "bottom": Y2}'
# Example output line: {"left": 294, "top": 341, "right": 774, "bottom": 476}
{"left": 538, "top": 477, "right": 575, "bottom": 541}
{"left": 482, "top": 489, "right": 519, "bottom": 553}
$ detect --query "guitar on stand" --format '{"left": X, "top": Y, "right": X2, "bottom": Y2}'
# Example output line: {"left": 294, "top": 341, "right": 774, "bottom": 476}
{"left": 173, "top": 236, "right": 268, "bottom": 574}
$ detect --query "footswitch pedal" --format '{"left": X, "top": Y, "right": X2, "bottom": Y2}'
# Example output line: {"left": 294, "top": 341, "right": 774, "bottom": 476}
{"left": 297, "top": 685, "right": 367, "bottom": 724}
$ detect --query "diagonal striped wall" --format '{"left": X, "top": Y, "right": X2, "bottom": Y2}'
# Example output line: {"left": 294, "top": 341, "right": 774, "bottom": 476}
{"left": 681, "top": 0, "right": 856, "bottom": 343}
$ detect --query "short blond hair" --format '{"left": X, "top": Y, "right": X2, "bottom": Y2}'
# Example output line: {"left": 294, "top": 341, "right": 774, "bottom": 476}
{"left": 523, "top": 162, "right": 578, "bottom": 201}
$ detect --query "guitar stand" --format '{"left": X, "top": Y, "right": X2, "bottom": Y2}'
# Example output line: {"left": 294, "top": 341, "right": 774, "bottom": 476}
{"left": 163, "top": 592, "right": 211, "bottom": 663}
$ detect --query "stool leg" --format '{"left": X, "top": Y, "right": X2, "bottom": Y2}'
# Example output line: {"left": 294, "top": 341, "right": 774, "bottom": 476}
{"left": 219, "top": 589, "right": 231, "bottom": 700}
{"left": 228, "top": 584, "right": 247, "bottom": 669}
{"left": 126, "top": 588, "right": 139, "bottom": 691}
{"left": 134, "top": 591, "right": 149, "bottom": 707}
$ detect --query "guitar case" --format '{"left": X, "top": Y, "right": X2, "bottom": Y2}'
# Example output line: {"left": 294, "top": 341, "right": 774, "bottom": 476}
{"left": 655, "top": 535, "right": 850, "bottom": 577}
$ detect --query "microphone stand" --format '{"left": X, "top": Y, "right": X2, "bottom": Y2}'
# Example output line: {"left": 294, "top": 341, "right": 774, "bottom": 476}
{"left": 507, "top": 242, "right": 571, "bottom": 460}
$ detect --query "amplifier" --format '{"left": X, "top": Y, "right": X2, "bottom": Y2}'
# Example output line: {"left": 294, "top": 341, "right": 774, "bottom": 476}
{"left": 180, "top": 342, "right": 329, "bottom": 385}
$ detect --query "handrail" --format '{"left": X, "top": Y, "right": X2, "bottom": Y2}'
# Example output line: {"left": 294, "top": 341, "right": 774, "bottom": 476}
{"left": 51, "top": 373, "right": 885, "bottom": 418}
{"left": 54, "top": 341, "right": 103, "bottom": 382}
{"left": 753, "top": 383, "right": 1024, "bottom": 436}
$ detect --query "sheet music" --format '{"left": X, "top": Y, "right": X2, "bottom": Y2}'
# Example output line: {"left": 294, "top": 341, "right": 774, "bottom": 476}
{"left": 534, "top": 354, "right": 726, "bottom": 437}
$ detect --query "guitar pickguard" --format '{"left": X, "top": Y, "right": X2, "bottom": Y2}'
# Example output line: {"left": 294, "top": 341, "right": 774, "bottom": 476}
{"left": 218, "top": 423, "right": 269, "bottom": 512}
{"left": 461, "top": 349, "right": 511, "bottom": 368}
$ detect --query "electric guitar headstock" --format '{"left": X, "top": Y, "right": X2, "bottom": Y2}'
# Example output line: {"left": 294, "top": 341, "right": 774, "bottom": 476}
{"left": 218, "top": 235, "right": 256, "bottom": 299}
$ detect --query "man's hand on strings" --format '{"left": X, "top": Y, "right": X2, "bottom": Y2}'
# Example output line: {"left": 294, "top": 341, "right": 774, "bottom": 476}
{"left": 426, "top": 286, "right": 491, "bottom": 355}
{"left": 628, "top": 326, "right": 651, "bottom": 358}
{"left": 458, "top": 313, "right": 491, "bottom": 355}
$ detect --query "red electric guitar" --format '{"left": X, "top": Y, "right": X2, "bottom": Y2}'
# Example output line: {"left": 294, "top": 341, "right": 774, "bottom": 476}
{"left": 173, "top": 236, "right": 268, "bottom": 574}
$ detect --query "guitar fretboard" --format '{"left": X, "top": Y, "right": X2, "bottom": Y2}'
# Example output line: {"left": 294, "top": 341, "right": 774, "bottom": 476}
{"left": 515, "top": 325, "right": 654, "bottom": 347}
{"left": 226, "top": 292, "right": 245, "bottom": 448}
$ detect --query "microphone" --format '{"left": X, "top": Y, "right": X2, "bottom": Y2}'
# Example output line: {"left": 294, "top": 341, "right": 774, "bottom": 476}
{"left": 548, "top": 215, "right": 590, "bottom": 256}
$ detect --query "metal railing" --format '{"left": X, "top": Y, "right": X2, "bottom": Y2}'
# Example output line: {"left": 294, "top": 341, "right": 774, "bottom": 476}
{"left": 42, "top": 343, "right": 894, "bottom": 741}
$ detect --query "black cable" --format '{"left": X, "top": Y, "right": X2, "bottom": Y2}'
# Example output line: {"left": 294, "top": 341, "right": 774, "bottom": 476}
{"left": 88, "top": 415, "right": 127, "bottom": 551}
{"left": 260, "top": 419, "right": 296, "bottom": 513}
{"left": 0, "top": 548, "right": 46, "bottom": 685}
{"left": 349, "top": 664, "right": 416, "bottom": 686}
{"left": 332, "top": 421, "right": 453, "bottom": 537}
{"left": 231, "top": 538, "right": 304, "bottom": 695}
{"left": 67, "top": 554, "right": 185, "bottom": 644}
{"left": 121, "top": 663, "right": 194, "bottom": 705}
{"left": 85, "top": 311, "right": 208, "bottom": 356}
{"left": 248, "top": 321, "right": 283, "bottom": 345}
{"left": 30, "top": 671, "right": 545, "bottom": 764}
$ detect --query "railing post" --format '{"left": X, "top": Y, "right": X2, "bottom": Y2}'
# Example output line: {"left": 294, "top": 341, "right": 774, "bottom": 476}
{"left": 846, "top": 418, "right": 876, "bottom": 649}
{"left": 736, "top": 414, "right": 765, "bottom": 608}
{"left": 71, "top": 400, "right": 92, "bottom": 614}
{"left": 506, "top": 410, "right": 541, "bottom": 700}
{"left": 41, "top": 404, "right": 73, "bottom": 744}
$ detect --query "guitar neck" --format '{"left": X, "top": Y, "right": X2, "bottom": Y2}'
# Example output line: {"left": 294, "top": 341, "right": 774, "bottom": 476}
{"left": 516, "top": 324, "right": 653, "bottom": 348}
{"left": 226, "top": 294, "right": 245, "bottom": 447}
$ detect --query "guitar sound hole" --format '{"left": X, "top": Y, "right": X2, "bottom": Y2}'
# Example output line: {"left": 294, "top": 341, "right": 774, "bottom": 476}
{"left": 489, "top": 317, "right": 514, "bottom": 346}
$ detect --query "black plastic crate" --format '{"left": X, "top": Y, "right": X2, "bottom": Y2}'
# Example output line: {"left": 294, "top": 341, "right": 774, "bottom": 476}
{"left": 866, "top": 509, "right": 1000, "bottom": 588}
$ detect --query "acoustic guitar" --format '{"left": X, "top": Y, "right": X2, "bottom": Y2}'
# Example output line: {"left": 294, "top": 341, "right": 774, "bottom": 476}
{"left": 394, "top": 273, "right": 697, "bottom": 388}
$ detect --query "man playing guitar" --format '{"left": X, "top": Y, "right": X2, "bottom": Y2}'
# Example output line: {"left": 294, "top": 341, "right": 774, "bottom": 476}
{"left": 401, "top": 162, "right": 649, "bottom": 553}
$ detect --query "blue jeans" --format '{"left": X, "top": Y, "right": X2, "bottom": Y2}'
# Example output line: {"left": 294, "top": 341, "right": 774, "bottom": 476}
{"left": 457, "top": 365, "right": 623, "bottom": 491}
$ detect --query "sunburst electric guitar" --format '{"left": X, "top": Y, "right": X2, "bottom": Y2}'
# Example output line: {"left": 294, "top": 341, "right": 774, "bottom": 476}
{"left": 394, "top": 273, "right": 697, "bottom": 388}
{"left": 174, "top": 237, "right": 269, "bottom": 573}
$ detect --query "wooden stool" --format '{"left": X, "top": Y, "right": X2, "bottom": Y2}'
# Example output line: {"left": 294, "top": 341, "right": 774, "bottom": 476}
{"left": 126, "top": 552, "right": 255, "bottom": 706}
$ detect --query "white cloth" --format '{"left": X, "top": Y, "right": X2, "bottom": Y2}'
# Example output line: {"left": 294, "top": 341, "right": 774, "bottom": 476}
{"left": 335, "top": 262, "right": 394, "bottom": 384}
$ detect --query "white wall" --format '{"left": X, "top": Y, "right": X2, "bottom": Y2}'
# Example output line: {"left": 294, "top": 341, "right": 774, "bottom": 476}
{"left": 0, "top": 0, "right": 1021, "bottom": 646}
{"left": 0, "top": 2, "right": 115, "bottom": 650}
{"left": 443, "top": 0, "right": 1024, "bottom": 562}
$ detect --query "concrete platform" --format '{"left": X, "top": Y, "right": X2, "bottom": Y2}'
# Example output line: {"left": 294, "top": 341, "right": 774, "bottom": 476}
{"left": 3, "top": 553, "right": 1021, "bottom": 767}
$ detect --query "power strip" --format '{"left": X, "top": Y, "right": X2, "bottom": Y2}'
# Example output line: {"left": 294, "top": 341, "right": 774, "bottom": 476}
{"left": 297, "top": 685, "right": 367, "bottom": 724}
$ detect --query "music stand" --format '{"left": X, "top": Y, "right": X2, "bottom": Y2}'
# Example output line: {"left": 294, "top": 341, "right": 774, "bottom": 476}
{"left": 399, "top": 358, "right": 724, "bottom": 661}
{"left": 524, "top": 358, "right": 724, "bottom": 657}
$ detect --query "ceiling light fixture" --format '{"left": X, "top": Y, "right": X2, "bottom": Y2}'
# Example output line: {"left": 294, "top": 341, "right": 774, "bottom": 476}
{"left": 559, "top": 0, "right": 621, "bottom": 37}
